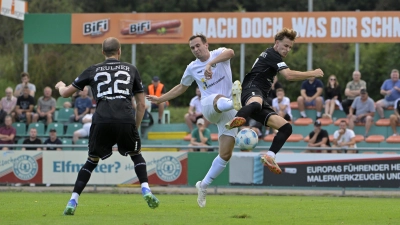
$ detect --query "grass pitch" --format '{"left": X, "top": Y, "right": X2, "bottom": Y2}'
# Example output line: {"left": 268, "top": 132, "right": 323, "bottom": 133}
{"left": 0, "top": 192, "right": 398, "bottom": 225}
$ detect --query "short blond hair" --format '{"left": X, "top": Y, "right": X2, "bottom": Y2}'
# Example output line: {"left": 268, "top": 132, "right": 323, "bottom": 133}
{"left": 274, "top": 28, "right": 297, "bottom": 41}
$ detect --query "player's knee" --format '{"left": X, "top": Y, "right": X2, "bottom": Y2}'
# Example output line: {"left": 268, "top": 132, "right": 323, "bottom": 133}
{"left": 278, "top": 123, "right": 292, "bottom": 137}
{"left": 249, "top": 102, "right": 262, "bottom": 112}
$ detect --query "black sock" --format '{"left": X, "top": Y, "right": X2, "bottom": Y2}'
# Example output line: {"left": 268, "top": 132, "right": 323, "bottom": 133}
{"left": 269, "top": 123, "right": 292, "bottom": 154}
{"left": 131, "top": 154, "right": 149, "bottom": 184}
{"left": 236, "top": 102, "right": 262, "bottom": 118}
{"left": 73, "top": 158, "right": 98, "bottom": 195}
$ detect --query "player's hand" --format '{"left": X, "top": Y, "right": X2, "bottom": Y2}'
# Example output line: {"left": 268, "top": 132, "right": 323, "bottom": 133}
{"left": 55, "top": 81, "right": 66, "bottom": 90}
{"left": 314, "top": 68, "right": 324, "bottom": 77}
{"left": 204, "top": 64, "right": 213, "bottom": 80}
{"left": 146, "top": 95, "right": 163, "bottom": 104}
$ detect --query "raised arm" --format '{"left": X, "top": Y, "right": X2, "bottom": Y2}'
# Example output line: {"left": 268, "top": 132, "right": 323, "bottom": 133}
{"left": 279, "top": 68, "right": 324, "bottom": 81}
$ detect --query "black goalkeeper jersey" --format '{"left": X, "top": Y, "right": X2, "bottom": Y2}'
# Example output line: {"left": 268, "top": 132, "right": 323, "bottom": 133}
{"left": 72, "top": 58, "right": 143, "bottom": 124}
{"left": 242, "top": 47, "right": 289, "bottom": 98}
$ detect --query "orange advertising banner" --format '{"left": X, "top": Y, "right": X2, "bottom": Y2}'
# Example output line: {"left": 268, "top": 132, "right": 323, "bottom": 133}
{"left": 71, "top": 12, "right": 400, "bottom": 44}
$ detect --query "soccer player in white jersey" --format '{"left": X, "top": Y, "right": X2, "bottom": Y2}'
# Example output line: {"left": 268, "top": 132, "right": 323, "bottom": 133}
{"left": 146, "top": 34, "right": 241, "bottom": 208}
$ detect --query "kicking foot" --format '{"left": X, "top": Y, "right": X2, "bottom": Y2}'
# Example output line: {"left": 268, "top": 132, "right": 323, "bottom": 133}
{"left": 260, "top": 154, "right": 282, "bottom": 174}
{"left": 142, "top": 187, "right": 160, "bottom": 209}
{"left": 232, "top": 80, "right": 242, "bottom": 111}
{"left": 225, "top": 117, "right": 246, "bottom": 130}
{"left": 63, "top": 199, "right": 77, "bottom": 215}
{"left": 195, "top": 181, "right": 207, "bottom": 207}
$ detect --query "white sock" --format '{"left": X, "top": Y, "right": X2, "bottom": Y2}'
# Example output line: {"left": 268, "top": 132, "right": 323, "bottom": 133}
{"left": 300, "top": 111, "right": 306, "bottom": 117}
{"left": 216, "top": 97, "right": 234, "bottom": 112}
{"left": 266, "top": 151, "right": 276, "bottom": 158}
{"left": 141, "top": 182, "right": 150, "bottom": 189}
{"left": 201, "top": 155, "right": 228, "bottom": 189}
{"left": 317, "top": 112, "right": 322, "bottom": 117}
{"left": 71, "top": 192, "right": 79, "bottom": 204}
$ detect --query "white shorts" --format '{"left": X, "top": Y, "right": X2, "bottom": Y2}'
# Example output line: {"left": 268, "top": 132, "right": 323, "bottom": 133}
{"left": 75, "top": 127, "right": 89, "bottom": 137}
{"left": 325, "top": 99, "right": 343, "bottom": 111}
{"left": 201, "top": 94, "right": 238, "bottom": 138}
{"left": 379, "top": 99, "right": 395, "bottom": 108}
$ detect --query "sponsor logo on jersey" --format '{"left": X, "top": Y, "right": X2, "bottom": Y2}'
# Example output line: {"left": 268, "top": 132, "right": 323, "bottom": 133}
{"left": 260, "top": 52, "right": 268, "bottom": 58}
{"left": 83, "top": 19, "right": 109, "bottom": 36}
{"left": 13, "top": 155, "right": 38, "bottom": 180}
{"left": 156, "top": 156, "right": 182, "bottom": 182}
{"left": 277, "top": 62, "right": 287, "bottom": 68}
{"left": 197, "top": 70, "right": 203, "bottom": 73}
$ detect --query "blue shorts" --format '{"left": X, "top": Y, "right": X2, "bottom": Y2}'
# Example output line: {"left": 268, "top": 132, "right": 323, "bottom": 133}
{"left": 305, "top": 97, "right": 324, "bottom": 106}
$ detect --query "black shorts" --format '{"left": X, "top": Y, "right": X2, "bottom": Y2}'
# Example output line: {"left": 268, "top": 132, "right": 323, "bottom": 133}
{"left": 241, "top": 86, "right": 277, "bottom": 125}
{"left": 88, "top": 123, "right": 141, "bottom": 160}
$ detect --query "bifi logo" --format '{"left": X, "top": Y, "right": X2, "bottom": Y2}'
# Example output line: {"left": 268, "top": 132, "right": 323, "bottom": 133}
{"left": 83, "top": 19, "right": 109, "bottom": 36}
{"left": 129, "top": 21, "right": 151, "bottom": 34}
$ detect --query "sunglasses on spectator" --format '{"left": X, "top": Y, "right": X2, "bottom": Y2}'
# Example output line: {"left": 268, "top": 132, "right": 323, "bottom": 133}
{"left": 330, "top": 78, "right": 336, "bottom": 80}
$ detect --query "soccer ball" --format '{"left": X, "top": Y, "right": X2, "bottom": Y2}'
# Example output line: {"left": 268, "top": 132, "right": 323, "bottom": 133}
{"left": 235, "top": 128, "right": 259, "bottom": 150}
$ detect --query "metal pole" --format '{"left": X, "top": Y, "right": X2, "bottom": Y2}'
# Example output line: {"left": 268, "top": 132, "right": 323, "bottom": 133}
{"left": 240, "top": 43, "right": 245, "bottom": 82}
{"left": 355, "top": 10, "right": 360, "bottom": 71}
{"left": 131, "top": 44, "right": 136, "bottom": 66}
{"left": 307, "top": 0, "right": 313, "bottom": 71}
{"left": 23, "top": 43, "right": 28, "bottom": 72}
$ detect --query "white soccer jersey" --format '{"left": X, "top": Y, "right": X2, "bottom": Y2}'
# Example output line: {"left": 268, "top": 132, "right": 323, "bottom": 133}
{"left": 180, "top": 48, "right": 233, "bottom": 99}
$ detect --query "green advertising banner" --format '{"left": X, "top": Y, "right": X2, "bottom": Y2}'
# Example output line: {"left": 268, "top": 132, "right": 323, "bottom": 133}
{"left": 187, "top": 152, "right": 229, "bottom": 186}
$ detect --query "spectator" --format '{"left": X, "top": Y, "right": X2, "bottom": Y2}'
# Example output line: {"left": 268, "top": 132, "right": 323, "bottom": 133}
{"left": 342, "top": 71, "right": 366, "bottom": 115}
{"left": 266, "top": 76, "right": 283, "bottom": 106}
{"left": 64, "top": 86, "right": 94, "bottom": 109}
{"left": 69, "top": 86, "right": 92, "bottom": 123}
{"left": 1, "top": 87, "right": 17, "bottom": 115}
{"left": 14, "top": 72, "right": 36, "bottom": 97}
{"left": 188, "top": 118, "right": 212, "bottom": 152}
{"left": 12, "top": 86, "right": 34, "bottom": 124}
{"left": 323, "top": 75, "right": 342, "bottom": 119}
{"left": 332, "top": 120, "right": 357, "bottom": 154}
{"left": 0, "top": 115, "right": 16, "bottom": 150}
{"left": 43, "top": 129, "right": 62, "bottom": 151}
{"left": 305, "top": 120, "right": 331, "bottom": 153}
{"left": 22, "top": 127, "right": 42, "bottom": 150}
{"left": 348, "top": 89, "right": 375, "bottom": 138}
{"left": 32, "top": 86, "right": 56, "bottom": 125}
{"left": 297, "top": 77, "right": 324, "bottom": 119}
{"left": 184, "top": 87, "right": 209, "bottom": 132}
{"left": 148, "top": 76, "right": 168, "bottom": 124}
{"left": 376, "top": 69, "right": 400, "bottom": 119}
{"left": 389, "top": 98, "right": 400, "bottom": 136}
{"left": 73, "top": 105, "right": 95, "bottom": 144}
{"left": 272, "top": 88, "right": 292, "bottom": 122}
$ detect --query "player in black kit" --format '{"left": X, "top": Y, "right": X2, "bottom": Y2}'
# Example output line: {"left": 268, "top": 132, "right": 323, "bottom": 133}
{"left": 56, "top": 37, "right": 159, "bottom": 215}
{"left": 225, "top": 28, "right": 324, "bottom": 174}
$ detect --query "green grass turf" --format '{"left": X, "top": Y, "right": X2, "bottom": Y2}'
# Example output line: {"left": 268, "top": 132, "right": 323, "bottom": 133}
{"left": 0, "top": 192, "right": 398, "bottom": 225}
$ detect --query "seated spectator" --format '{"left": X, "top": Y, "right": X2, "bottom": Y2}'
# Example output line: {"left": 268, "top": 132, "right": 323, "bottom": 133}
{"left": 297, "top": 77, "right": 324, "bottom": 119}
{"left": 12, "top": 86, "right": 34, "bottom": 124}
{"left": 22, "top": 127, "right": 42, "bottom": 150}
{"left": 376, "top": 69, "right": 400, "bottom": 119}
{"left": 266, "top": 76, "right": 283, "bottom": 106}
{"left": 148, "top": 76, "right": 168, "bottom": 124}
{"left": 342, "top": 71, "right": 366, "bottom": 115}
{"left": 0, "top": 115, "right": 16, "bottom": 150}
{"left": 332, "top": 120, "right": 357, "bottom": 154}
{"left": 305, "top": 120, "right": 331, "bottom": 153}
{"left": 184, "top": 87, "right": 209, "bottom": 132}
{"left": 14, "top": 72, "right": 36, "bottom": 97}
{"left": 389, "top": 98, "right": 400, "bottom": 136}
{"left": 348, "top": 89, "right": 375, "bottom": 138}
{"left": 73, "top": 105, "right": 95, "bottom": 144}
{"left": 69, "top": 86, "right": 92, "bottom": 123}
{"left": 272, "top": 88, "right": 292, "bottom": 122}
{"left": 64, "top": 86, "right": 94, "bottom": 108}
{"left": 323, "top": 75, "right": 342, "bottom": 119}
{"left": 188, "top": 118, "right": 211, "bottom": 152}
{"left": 1, "top": 87, "right": 17, "bottom": 115}
{"left": 43, "top": 129, "right": 62, "bottom": 151}
{"left": 32, "top": 86, "right": 56, "bottom": 125}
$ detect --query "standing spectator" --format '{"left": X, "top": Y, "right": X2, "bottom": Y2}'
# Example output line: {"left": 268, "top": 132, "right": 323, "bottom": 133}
{"left": 1, "top": 87, "right": 17, "bottom": 115}
{"left": 323, "top": 75, "right": 342, "bottom": 119}
{"left": 184, "top": 87, "right": 209, "bottom": 131}
{"left": 266, "top": 76, "right": 283, "bottom": 105}
{"left": 305, "top": 120, "right": 331, "bottom": 153}
{"left": 342, "top": 71, "right": 366, "bottom": 115}
{"left": 32, "top": 86, "right": 56, "bottom": 125}
{"left": 348, "top": 89, "right": 375, "bottom": 138}
{"left": 389, "top": 98, "right": 400, "bottom": 136}
{"left": 69, "top": 86, "right": 92, "bottom": 123}
{"left": 14, "top": 72, "right": 36, "bottom": 97}
{"left": 43, "top": 129, "right": 62, "bottom": 151}
{"left": 73, "top": 105, "right": 95, "bottom": 144}
{"left": 148, "top": 76, "right": 168, "bottom": 124}
{"left": 12, "top": 86, "right": 34, "bottom": 124}
{"left": 297, "top": 77, "right": 324, "bottom": 119}
{"left": 376, "top": 69, "right": 400, "bottom": 119}
{"left": 272, "top": 88, "right": 292, "bottom": 122}
{"left": 22, "top": 127, "right": 42, "bottom": 150}
{"left": 332, "top": 120, "right": 357, "bottom": 154}
{"left": 0, "top": 115, "right": 16, "bottom": 150}
{"left": 188, "top": 118, "right": 212, "bottom": 152}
